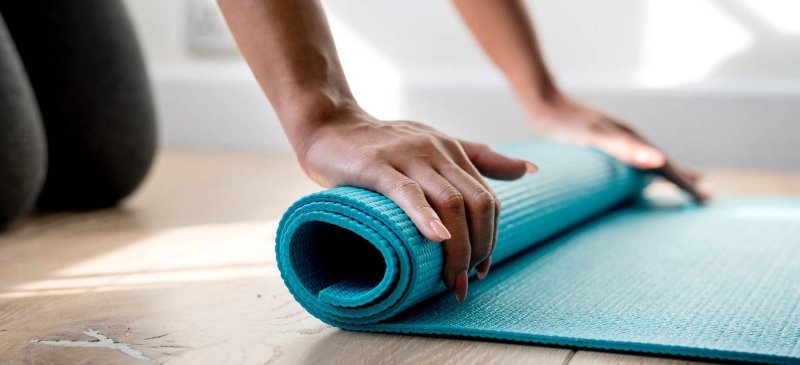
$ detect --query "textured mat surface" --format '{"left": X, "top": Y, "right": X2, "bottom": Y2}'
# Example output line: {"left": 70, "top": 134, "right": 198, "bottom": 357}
{"left": 276, "top": 141, "right": 800, "bottom": 364}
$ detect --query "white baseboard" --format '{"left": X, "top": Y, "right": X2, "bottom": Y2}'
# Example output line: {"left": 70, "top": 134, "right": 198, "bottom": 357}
{"left": 151, "top": 63, "right": 800, "bottom": 169}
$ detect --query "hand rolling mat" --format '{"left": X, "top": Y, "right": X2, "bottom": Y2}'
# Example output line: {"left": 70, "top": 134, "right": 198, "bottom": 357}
{"left": 276, "top": 140, "right": 800, "bottom": 364}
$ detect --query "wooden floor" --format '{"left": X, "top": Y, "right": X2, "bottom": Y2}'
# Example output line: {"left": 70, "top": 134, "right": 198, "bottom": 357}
{"left": 1, "top": 149, "right": 798, "bottom": 365}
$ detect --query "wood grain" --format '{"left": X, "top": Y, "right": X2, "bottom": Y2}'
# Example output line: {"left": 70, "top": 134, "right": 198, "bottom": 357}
{"left": 0, "top": 149, "right": 797, "bottom": 364}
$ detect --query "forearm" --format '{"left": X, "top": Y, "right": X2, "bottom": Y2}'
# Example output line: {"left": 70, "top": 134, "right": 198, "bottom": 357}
{"left": 218, "top": 0, "right": 358, "bottom": 155}
{"left": 452, "top": 0, "right": 561, "bottom": 114}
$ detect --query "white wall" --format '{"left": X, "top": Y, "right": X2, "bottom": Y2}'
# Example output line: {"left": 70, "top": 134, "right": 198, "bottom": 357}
{"left": 124, "top": 0, "right": 800, "bottom": 169}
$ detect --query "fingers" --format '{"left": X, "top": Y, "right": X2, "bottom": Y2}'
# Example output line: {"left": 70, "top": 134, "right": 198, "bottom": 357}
{"left": 592, "top": 134, "right": 666, "bottom": 170}
{"left": 588, "top": 121, "right": 707, "bottom": 203}
{"left": 459, "top": 140, "right": 538, "bottom": 180}
{"left": 592, "top": 134, "right": 708, "bottom": 202}
{"left": 657, "top": 161, "right": 710, "bottom": 203}
{"left": 366, "top": 139, "right": 504, "bottom": 304}
{"left": 436, "top": 164, "right": 496, "bottom": 271}
{"left": 442, "top": 140, "right": 502, "bottom": 280}
{"left": 370, "top": 167, "right": 452, "bottom": 243}
{"left": 630, "top": 145, "right": 666, "bottom": 169}
{"left": 356, "top": 132, "right": 540, "bottom": 304}
{"left": 481, "top": 194, "right": 500, "bottom": 281}
{"left": 367, "top": 163, "right": 479, "bottom": 303}
{"left": 678, "top": 166, "right": 703, "bottom": 185}
{"left": 410, "top": 169, "right": 472, "bottom": 303}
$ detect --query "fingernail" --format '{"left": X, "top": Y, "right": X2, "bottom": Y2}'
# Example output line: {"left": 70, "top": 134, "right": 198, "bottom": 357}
{"left": 476, "top": 257, "right": 491, "bottom": 280}
{"left": 429, "top": 220, "right": 451, "bottom": 241}
{"left": 524, "top": 161, "right": 539, "bottom": 173}
{"left": 454, "top": 270, "right": 468, "bottom": 303}
{"left": 634, "top": 149, "right": 665, "bottom": 167}
{"left": 634, "top": 150, "right": 653, "bottom": 164}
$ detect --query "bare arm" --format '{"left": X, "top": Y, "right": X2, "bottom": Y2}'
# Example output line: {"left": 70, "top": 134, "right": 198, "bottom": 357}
{"left": 216, "top": 0, "right": 354, "bottom": 158}
{"left": 453, "top": 0, "right": 707, "bottom": 202}
{"left": 452, "top": 0, "right": 559, "bottom": 114}
{"left": 219, "top": 0, "right": 539, "bottom": 302}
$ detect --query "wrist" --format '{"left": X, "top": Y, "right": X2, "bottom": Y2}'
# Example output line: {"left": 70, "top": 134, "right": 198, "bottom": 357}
{"left": 505, "top": 66, "right": 560, "bottom": 110}
{"left": 509, "top": 76, "right": 567, "bottom": 119}
{"left": 279, "top": 87, "right": 359, "bottom": 127}
{"left": 277, "top": 87, "right": 360, "bottom": 145}
{"left": 520, "top": 87, "right": 570, "bottom": 120}
{"left": 284, "top": 96, "right": 371, "bottom": 170}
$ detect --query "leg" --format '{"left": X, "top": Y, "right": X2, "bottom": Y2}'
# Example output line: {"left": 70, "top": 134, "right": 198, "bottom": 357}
{"left": 0, "top": 14, "right": 47, "bottom": 227}
{"left": 1, "top": 0, "right": 157, "bottom": 210}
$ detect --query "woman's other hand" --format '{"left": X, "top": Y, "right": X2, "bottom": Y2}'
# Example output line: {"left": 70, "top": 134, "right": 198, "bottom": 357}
{"left": 529, "top": 94, "right": 708, "bottom": 203}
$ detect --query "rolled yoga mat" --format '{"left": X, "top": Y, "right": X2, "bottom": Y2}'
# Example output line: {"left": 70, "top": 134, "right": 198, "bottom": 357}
{"left": 276, "top": 140, "right": 800, "bottom": 364}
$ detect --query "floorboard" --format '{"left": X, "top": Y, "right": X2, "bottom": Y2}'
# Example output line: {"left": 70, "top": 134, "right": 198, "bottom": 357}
{"left": 1, "top": 149, "right": 797, "bottom": 364}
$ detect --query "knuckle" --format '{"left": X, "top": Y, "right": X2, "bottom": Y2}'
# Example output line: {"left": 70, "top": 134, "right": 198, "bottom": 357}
{"left": 471, "top": 190, "right": 496, "bottom": 213}
{"left": 414, "top": 204, "right": 437, "bottom": 217}
{"left": 390, "top": 178, "right": 420, "bottom": 195}
{"left": 439, "top": 162, "right": 463, "bottom": 176}
{"left": 410, "top": 135, "right": 437, "bottom": 151}
{"left": 414, "top": 203, "right": 438, "bottom": 218}
{"left": 405, "top": 120, "right": 428, "bottom": 130}
{"left": 439, "top": 136, "right": 460, "bottom": 149}
{"left": 438, "top": 189, "right": 464, "bottom": 212}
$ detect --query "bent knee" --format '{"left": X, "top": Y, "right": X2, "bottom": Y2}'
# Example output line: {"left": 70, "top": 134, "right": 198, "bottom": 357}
{"left": 36, "top": 136, "right": 157, "bottom": 211}
{"left": 0, "top": 123, "right": 47, "bottom": 227}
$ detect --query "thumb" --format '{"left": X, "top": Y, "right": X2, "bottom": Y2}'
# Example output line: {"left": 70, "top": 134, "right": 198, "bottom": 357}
{"left": 459, "top": 140, "right": 538, "bottom": 180}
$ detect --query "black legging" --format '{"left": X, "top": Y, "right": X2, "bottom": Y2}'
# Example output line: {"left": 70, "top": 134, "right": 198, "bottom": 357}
{"left": 0, "top": 1, "right": 157, "bottom": 227}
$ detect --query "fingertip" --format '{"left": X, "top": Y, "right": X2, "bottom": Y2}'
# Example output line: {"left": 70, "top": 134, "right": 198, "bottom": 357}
{"left": 692, "top": 189, "right": 712, "bottom": 204}
{"left": 631, "top": 148, "right": 666, "bottom": 170}
{"left": 498, "top": 158, "right": 529, "bottom": 180}
{"left": 466, "top": 143, "right": 532, "bottom": 180}
{"left": 428, "top": 219, "right": 452, "bottom": 242}
{"left": 476, "top": 256, "right": 491, "bottom": 280}
{"left": 453, "top": 270, "right": 468, "bottom": 303}
{"left": 480, "top": 158, "right": 529, "bottom": 180}
{"left": 494, "top": 159, "right": 529, "bottom": 180}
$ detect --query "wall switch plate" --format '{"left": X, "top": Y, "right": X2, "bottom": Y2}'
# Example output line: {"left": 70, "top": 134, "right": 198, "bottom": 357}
{"left": 186, "top": 0, "right": 239, "bottom": 56}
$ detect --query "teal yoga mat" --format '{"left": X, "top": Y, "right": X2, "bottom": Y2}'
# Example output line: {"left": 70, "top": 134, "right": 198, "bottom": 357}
{"left": 276, "top": 141, "right": 800, "bottom": 364}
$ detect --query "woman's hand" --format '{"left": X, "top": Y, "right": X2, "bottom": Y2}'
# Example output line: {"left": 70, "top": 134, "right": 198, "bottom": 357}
{"left": 451, "top": 0, "right": 706, "bottom": 202}
{"left": 219, "top": 0, "right": 537, "bottom": 303}
{"left": 529, "top": 94, "right": 708, "bottom": 202}
{"left": 298, "top": 106, "right": 538, "bottom": 303}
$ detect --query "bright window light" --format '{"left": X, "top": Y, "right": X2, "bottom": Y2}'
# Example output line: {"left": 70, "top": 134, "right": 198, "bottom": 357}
{"left": 637, "top": 0, "right": 753, "bottom": 88}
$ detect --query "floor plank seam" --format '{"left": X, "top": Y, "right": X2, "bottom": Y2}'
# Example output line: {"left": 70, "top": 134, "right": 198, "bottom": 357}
{"left": 562, "top": 349, "right": 577, "bottom": 365}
